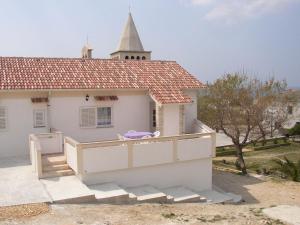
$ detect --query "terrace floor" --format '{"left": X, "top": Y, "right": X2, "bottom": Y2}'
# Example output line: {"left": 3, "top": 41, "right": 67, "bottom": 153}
{"left": 0, "top": 156, "right": 51, "bottom": 207}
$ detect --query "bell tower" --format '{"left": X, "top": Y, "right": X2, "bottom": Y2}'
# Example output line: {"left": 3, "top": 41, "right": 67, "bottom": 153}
{"left": 110, "top": 13, "right": 151, "bottom": 60}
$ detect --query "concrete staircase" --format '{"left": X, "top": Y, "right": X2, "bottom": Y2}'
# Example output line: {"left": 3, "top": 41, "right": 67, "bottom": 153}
{"left": 163, "top": 186, "right": 206, "bottom": 203}
{"left": 126, "top": 185, "right": 168, "bottom": 203}
{"left": 87, "top": 183, "right": 217, "bottom": 204}
{"left": 41, "top": 154, "right": 74, "bottom": 178}
{"left": 40, "top": 178, "right": 241, "bottom": 204}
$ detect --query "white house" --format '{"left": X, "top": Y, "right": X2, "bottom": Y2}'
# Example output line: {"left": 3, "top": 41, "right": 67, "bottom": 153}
{"left": 284, "top": 90, "right": 300, "bottom": 129}
{"left": 1, "top": 13, "right": 216, "bottom": 198}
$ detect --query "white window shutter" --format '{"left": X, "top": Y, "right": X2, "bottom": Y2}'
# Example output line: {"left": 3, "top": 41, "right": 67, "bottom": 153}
{"left": 0, "top": 107, "right": 7, "bottom": 130}
{"left": 80, "top": 107, "right": 96, "bottom": 128}
{"left": 34, "top": 110, "right": 46, "bottom": 128}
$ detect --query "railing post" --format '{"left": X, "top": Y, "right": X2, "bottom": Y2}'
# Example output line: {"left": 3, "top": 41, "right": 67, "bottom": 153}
{"left": 127, "top": 142, "right": 133, "bottom": 168}
{"left": 211, "top": 132, "right": 216, "bottom": 157}
{"left": 172, "top": 138, "right": 178, "bottom": 162}
{"left": 56, "top": 131, "right": 63, "bottom": 153}
{"left": 77, "top": 144, "right": 83, "bottom": 175}
{"left": 36, "top": 149, "right": 43, "bottom": 178}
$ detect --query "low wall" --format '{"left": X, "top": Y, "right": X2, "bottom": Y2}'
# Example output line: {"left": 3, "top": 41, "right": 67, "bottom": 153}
{"left": 36, "top": 132, "right": 63, "bottom": 154}
{"left": 65, "top": 137, "right": 79, "bottom": 173}
{"left": 82, "top": 159, "right": 212, "bottom": 191}
{"left": 29, "top": 134, "right": 42, "bottom": 178}
{"left": 65, "top": 132, "right": 216, "bottom": 191}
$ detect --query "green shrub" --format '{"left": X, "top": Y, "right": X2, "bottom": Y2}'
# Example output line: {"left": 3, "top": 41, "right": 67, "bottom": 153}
{"left": 289, "top": 123, "right": 300, "bottom": 136}
{"left": 273, "top": 156, "right": 300, "bottom": 182}
{"left": 216, "top": 150, "right": 236, "bottom": 156}
{"left": 254, "top": 143, "right": 290, "bottom": 151}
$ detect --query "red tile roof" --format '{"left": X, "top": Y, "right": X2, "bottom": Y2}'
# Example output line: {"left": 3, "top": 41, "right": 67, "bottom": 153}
{"left": 0, "top": 57, "right": 204, "bottom": 104}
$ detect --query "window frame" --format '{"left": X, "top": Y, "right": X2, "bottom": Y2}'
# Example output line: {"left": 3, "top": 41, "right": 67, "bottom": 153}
{"left": 152, "top": 108, "right": 156, "bottom": 128}
{"left": 79, "top": 105, "right": 113, "bottom": 129}
{"left": 33, "top": 109, "right": 47, "bottom": 128}
{"left": 96, "top": 106, "right": 113, "bottom": 128}
{"left": 79, "top": 106, "right": 97, "bottom": 128}
{"left": 0, "top": 106, "right": 7, "bottom": 131}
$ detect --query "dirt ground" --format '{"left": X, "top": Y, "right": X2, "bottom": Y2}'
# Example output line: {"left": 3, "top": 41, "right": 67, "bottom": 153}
{"left": 1, "top": 170, "right": 300, "bottom": 225}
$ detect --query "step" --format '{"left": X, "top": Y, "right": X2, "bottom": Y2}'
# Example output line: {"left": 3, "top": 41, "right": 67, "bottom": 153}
{"left": 128, "top": 193, "right": 138, "bottom": 204}
{"left": 225, "top": 192, "right": 242, "bottom": 204}
{"left": 88, "top": 183, "right": 130, "bottom": 204}
{"left": 42, "top": 154, "right": 66, "bottom": 166}
{"left": 163, "top": 186, "right": 205, "bottom": 203}
{"left": 212, "top": 185, "right": 242, "bottom": 204}
{"left": 126, "top": 185, "right": 167, "bottom": 203}
{"left": 41, "top": 175, "right": 96, "bottom": 203}
{"left": 43, "top": 164, "right": 70, "bottom": 172}
{"left": 41, "top": 169, "right": 75, "bottom": 178}
{"left": 198, "top": 190, "right": 233, "bottom": 204}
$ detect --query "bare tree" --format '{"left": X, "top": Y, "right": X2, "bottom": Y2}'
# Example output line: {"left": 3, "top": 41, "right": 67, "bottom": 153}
{"left": 198, "top": 73, "right": 290, "bottom": 174}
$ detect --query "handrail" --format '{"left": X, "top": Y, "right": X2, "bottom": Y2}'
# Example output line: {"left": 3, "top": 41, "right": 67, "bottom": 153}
{"left": 77, "top": 132, "right": 214, "bottom": 149}
{"left": 65, "top": 136, "right": 80, "bottom": 148}
{"left": 194, "top": 119, "right": 214, "bottom": 133}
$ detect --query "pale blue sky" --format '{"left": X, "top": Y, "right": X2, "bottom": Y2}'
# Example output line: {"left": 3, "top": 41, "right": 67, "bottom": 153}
{"left": 0, "top": 0, "right": 299, "bottom": 86}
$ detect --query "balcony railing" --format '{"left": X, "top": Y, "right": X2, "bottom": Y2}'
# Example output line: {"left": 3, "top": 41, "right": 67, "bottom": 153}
{"left": 65, "top": 130, "right": 216, "bottom": 176}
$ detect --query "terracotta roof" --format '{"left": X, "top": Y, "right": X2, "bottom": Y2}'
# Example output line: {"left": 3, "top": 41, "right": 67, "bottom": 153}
{"left": 0, "top": 57, "right": 204, "bottom": 104}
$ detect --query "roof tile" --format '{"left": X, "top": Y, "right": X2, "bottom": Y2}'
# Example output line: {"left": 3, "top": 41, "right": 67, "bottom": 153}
{"left": 0, "top": 57, "right": 204, "bottom": 104}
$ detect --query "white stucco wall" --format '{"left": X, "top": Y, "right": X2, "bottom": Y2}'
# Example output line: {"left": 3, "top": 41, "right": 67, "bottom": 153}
{"left": 132, "top": 141, "right": 173, "bottom": 167}
{"left": 0, "top": 91, "right": 151, "bottom": 157}
{"left": 65, "top": 142, "right": 78, "bottom": 173}
{"left": 37, "top": 132, "right": 63, "bottom": 154}
{"left": 184, "top": 90, "right": 198, "bottom": 133}
{"left": 0, "top": 96, "right": 48, "bottom": 157}
{"left": 177, "top": 136, "right": 212, "bottom": 160}
{"left": 83, "top": 145, "right": 128, "bottom": 173}
{"left": 81, "top": 159, "right": 212, "bottom": 191}
{"left": 49, "top": 92, "right": 151, "bottom": 142}
{"left": 163, "top": 104, "right": 180, "bottom": 136}
{"left": 284, "top": 103, "right": 300, "bottom": 129}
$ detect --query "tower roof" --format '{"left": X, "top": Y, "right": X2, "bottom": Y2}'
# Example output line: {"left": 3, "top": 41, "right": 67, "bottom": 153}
{"left": 116, "top": 13, "right": 144, "bottom": 52}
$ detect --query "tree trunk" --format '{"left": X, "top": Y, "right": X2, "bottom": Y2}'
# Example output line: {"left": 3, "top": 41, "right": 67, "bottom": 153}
{"left": 235, "top": 145, "right": 247, "bottom": 174}
{"left": 259, "top": 124, "right": 267, "bottom": 146}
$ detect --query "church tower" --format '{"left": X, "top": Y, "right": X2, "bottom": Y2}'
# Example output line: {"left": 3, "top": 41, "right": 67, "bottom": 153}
{"left": 110, "top": 13, "right": 151, "bottom": 60}
{"left": 81, "top": 43, "right": 93, "bottom": 59}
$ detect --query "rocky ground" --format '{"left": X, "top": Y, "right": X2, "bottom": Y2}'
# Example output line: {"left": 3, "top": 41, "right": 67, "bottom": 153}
{"left": 1, "top": 170, "right": 299, "bottom": 225}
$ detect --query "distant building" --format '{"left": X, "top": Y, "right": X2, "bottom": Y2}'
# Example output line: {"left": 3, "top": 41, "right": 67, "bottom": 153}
{"left": 284, "top": 90, "right": 300, "bottom": 129}
{"left": 110, "top": 13, "right": 151, "bottom": 60}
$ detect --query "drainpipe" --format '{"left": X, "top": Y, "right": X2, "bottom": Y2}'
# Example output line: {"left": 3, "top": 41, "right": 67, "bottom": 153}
{"left": 47, "top": 91, "right": 52, "bottom": 133}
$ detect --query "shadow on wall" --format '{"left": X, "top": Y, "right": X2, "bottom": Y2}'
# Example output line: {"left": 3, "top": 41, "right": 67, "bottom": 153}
{"left": 213, "top": 170, "right": 264, "bottom": 204}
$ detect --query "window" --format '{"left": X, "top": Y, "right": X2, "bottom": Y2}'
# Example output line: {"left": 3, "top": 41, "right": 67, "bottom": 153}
{"left": 131, "top": 56, "right": 135, "bottom": 59}
{"left": 142, "top": 56, "right": 146, "bottom": 60}
{"left": 287, "top": 105, "right": 293, "bottom": 115}
{"left": 0, "top": 107, "right": 7, "bottom": 130}
{"left": 152, "top": 109, "right": 156, "bottom": 127}
{"left": 80, "top": 106, "right": 112, "bottom": 128}
{"left": 33, "top": 109, "right": 46, "bottom": 128}
{"left": 125, "top": 56, "right": 129, "bottom": 59}
{"left": 136, "top": 56, "right": 140, "bottom": 60}
{"left": 97, "top": 107, "right": 112, "bottom": 126}
{"left": 80, "top": 107, "right": 96, "bottom": 128}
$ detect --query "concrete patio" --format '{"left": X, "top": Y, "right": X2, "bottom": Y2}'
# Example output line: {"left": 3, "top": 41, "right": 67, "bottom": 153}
{"left": 0, "top": 157, "right": 51, "bottom": 207}
{"left": 0, "top": 156, "right": 241, "bottom": 207}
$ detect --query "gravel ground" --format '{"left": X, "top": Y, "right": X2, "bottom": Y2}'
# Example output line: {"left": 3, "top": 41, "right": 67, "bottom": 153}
{"left": 0, "top": 203, "right": 49, "bottom": 220}
{"left": 0, "top": 170, "right": 299, "bottom": 225}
